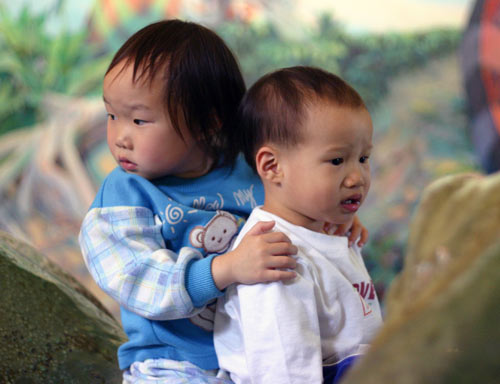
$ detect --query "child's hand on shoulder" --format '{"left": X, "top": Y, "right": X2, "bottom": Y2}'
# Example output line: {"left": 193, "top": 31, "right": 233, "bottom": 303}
{"left": 333, "top": 214, "right": 369, "bottom": 248}
{"left": 211, "top": 221, "right": 298, "bottom": 290}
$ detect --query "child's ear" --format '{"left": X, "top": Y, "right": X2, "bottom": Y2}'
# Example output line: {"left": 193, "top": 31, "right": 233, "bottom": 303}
{"left": 255, "top": 146, "right": 283, "bottom": 184}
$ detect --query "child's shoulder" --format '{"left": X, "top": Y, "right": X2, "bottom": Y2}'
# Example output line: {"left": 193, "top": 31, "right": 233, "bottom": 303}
{"left": 102, "top": 167, "right": 156, "bottom": 193}
{"left": 92, "top": 167, "right": 156, "bottom": 208}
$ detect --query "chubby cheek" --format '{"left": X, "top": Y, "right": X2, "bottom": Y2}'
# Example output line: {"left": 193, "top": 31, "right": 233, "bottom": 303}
{"left": 365, "top": 178, "right": 371, "bottom": 196}
{"left": 318, "top": 187, "right": 338, "bottom": 212}
{"left": 363, "top": 172, "right": 372, "bottom": 197}
{"left": 299, "top": 181, "right": 332, "bottom": 211}
{"left": 142, "top": 142, "right": 167, "bottom": 166}
{"left": 106, "top": 131, "right": 117, "bottom": 160}
{"left": 313, "top": 181, "right": 340, "bottom": 215}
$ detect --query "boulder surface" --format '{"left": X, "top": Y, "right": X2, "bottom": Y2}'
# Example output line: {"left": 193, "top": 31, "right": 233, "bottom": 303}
{"left": 343, "top": 172, "right": 500, "bottom": 384}
{"left": 0, "top": 231, "right": 126, "bottom": 383}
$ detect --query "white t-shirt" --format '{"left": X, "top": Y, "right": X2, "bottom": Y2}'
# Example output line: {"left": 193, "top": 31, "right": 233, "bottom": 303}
{"left": 214, "top": 207, "right": 383, "bottom": 384}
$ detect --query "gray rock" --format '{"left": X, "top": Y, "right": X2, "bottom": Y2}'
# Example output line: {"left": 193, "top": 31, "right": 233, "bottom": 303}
{"left": 343, "top": 172, "right": 500, "bottom": 384}
{"left": 0, "top": 231, "right": 126, "bottom": 383}
{"left": 343, "top": 240, "right": 500, "bottom": 384}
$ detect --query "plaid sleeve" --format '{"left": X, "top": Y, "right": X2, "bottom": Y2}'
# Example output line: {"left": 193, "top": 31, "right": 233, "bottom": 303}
{"left": 79, "top": 206, "right": 204, "bottom": 320}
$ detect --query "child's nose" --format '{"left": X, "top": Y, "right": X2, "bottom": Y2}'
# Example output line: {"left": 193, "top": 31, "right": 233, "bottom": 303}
{"left": 115, "top": 129, "right": 133, "bottom": 149}
{"left": 345, "top": 166, "right": 365, "bottom": 187}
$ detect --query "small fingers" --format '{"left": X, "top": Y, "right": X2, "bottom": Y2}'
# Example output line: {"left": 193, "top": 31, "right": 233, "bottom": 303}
{"left": 266, "top": 255, "right": 297, "bottom": 270}
{"left": 251, "top": 238, "right": 297, "bottom": 259}
{"left": 357, "top": 227, "right": 369, "bottom": 248}
{"left": 267, "top": 241, "right": 298, "bottom": 256}
{"left": 260, "top": 230, "right": 293, "bottom": 244}
{"left": 261, "top": 269, "right": 297, "bottom": 283}
{"left": 334, "top": 223, "right": 348, "bottom": 236}
{"left": 347, "top": 226, "right": 361, "bottom": 247}
{"left": 246, "top": 220, "right": 275, "bottom": 236}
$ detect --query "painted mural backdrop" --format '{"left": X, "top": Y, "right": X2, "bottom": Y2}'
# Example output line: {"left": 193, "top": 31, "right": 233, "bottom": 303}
{"left": 1, "top": 0, "right": 496, "bottom": 320}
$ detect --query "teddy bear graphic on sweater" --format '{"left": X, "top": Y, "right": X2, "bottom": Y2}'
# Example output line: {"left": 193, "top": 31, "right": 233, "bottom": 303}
{"left": 188, "top": 211, "right": 240, "bottom": 331}
{"left": 189, "top": 210, "right": 239, "bottom": 254}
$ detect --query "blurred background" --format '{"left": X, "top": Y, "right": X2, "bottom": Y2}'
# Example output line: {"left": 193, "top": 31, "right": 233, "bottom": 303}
{"left": 1, "top": 0, "right": 499, "bottom": 321}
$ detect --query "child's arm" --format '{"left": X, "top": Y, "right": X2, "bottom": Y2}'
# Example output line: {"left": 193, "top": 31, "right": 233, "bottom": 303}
{"left": 80, "top": 213, "right": 296, "bottom": 320}
{"left": 211, "top": 221, "right": 298, "bottom": 290}
{"left": 79, "top": 207, "right": 212, "bottom": 321}
{"left": 80, "top": 208, "right": 296, "bottom": 320}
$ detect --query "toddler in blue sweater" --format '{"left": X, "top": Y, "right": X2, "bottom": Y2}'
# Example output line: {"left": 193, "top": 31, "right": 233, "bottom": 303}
{"left": 79, "top": 19, "right": 367, "bottom": 383}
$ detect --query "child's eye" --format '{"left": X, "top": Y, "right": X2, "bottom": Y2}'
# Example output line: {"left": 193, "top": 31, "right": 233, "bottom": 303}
{"left": 360, "top": 156, "right": 370, "bottom": 163}
{"left": 134, "top": 119, "right": 147, "bottom": 126}
{"left": 331, "top": 158, "right": 343, "bottom": 166}
{"left": 107, "top": 113, "right": 116, "bottom": 120}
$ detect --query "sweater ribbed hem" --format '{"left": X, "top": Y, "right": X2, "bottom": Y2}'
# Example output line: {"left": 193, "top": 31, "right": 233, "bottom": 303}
{"left": 185, "top": 254, "right": 223, "bottom": 307}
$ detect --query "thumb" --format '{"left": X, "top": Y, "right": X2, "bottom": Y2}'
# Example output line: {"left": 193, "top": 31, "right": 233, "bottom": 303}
{"left": 247, "top": 220, "right": 275, "bottom": 236}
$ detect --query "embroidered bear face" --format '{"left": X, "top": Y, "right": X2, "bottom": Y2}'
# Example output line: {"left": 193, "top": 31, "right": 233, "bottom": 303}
{"left": 189, "top": 301, "right": 216, "bottom": 331}
{"left": 189, "top": 211, "right": 239, "bottom": 253}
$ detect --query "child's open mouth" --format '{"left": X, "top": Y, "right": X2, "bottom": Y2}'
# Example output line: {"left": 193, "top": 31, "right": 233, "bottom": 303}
{"left": 341, "top": 195, "right": 362, "bottom": 213}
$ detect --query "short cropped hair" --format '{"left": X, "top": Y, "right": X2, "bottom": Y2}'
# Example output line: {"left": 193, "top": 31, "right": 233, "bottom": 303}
{"left": 107, "top": 19, "right": 246, "bottom": 167}
{"left": 238, "top": 66, "right": 366, "bottom": 171}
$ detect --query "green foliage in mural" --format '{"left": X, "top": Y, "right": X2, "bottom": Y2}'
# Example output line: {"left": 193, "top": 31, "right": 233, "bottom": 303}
{"left": 216, "top": 15, "right": 347, "bottom": 86}
{"left": 0, "top": 5, "right": 462, "bottom": 135}
{"left": 339, "top": 27, "right": 461, "bottom": 108}
{"left": 0, "top": 5, "right": 111, "bottom": 135}
{"left": 216, "top": 15, "right": 461, "bottom": 109}
{"left": 0, "top": 4, "right": 472, "bottom": 306}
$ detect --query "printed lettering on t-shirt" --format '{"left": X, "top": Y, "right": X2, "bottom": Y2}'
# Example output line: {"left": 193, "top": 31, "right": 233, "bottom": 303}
{"left": 353, "top": 281, "right": 376, "bottom": 316}
{"left": 358, "top": 294, "right": 373, "bottom": 316}
{"left": 353, "top": 281, "right": 376, "bottom": 301}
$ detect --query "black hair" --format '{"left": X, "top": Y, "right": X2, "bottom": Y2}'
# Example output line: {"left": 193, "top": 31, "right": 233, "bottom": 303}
{"left": 106, "top": 19, "right": 246, "bottom": 168}
{"left": 238, "top": 66, "right": 366, "bottom": 171}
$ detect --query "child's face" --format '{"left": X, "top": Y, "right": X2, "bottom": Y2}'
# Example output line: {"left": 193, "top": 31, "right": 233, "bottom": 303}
{"left": 274, "top": 102, "right": 373, "bottom": 232}
{"left": 103, "top": 61, "right": 209, "bottom": 180}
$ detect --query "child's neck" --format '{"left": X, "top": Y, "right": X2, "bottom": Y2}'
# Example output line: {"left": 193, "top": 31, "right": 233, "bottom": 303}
{"left": 174, "top": 156, "right": 214, "bottom": 179}
{"left": 260, "top": 202, "right": 326, "bottom": 234}
{"left": 321, "top": 222, "right": 339, "bottom": 235}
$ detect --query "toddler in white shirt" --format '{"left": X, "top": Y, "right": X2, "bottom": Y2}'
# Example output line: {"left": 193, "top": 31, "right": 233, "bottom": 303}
{"left": 214, "top": 66, "right": 383, "bottom": 384}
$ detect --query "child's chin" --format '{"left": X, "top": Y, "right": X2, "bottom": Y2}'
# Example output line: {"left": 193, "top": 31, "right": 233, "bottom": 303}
{"left": 332, "top": 213, "right": 355, "bottom": 224}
